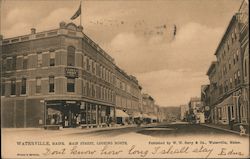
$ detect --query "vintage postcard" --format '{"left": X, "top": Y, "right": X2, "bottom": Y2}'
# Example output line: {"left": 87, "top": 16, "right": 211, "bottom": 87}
{"left": 0, "top": 0, "right": 249, "bottom": 158}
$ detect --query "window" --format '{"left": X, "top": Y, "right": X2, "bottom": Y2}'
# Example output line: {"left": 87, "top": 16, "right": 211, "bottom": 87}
{"left": 82, "top": 80, "right": 86, "bottom": 95}
{"left": 11, "top": 79, "right": 16, "bottom": 95}
{"left": 237, "top": 70, "right": 241, "bottom": 84}
{"left": 228, "top": 60, "right": 231, "bottom": 70}
{"left": 230, "top": 78, "right": 233, "bottom": 89}
{"left": 6, "top": 58, "right": 12, "bottom": 71}
{"left": 86, "top": 57, "right": 90, "bottom": 71}
{"left": 234, "top": 73, "right": 237, "bottom": 85}
{"left": 12, "top": 56, "right": 16, "bottom": 70}
{"left": 233, "top": 53, "right": 236, "bottom": 65}
{"left": 67, "top": 78, "right": 75, "bottom": 92}
{"left": 236, "top": 50, "right": 239, "bottom": 61}
{"left": 91, "top": 84, "right": 95, "bottom": 97}
{"left": 86, "top": 81, "right": 90, "bottom": 96}
{"left": 227, "top": 40, "right": 230, "bottom": 50}
{"left": 49, "top": 76, "right": 55, "bottom": 93}
{"left": 23, "top": 56, "right": 28, "bottom": 69}
{"left": 244, "top": 59, "right": 247, "bottom": 77}
{"left": 50, "top": 52, "right": 55, "bottom": 66}
{"left": 67, "top": 46, "right": 75, "bottom": 66}
{"left": 37, "top": 53, "right": 42, "bottom": 67}
{"left": 21, "top": 78, "right": 26, "bottom": 94}
{"left": 36, "top": 77, "right": 42, "bottom": 93}
{"left": 92, "top": 61, "right": 95, "bottom": 74}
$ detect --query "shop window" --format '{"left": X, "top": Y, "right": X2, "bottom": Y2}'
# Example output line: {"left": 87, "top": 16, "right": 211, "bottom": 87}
{"left": 36, "top": 77, "right": 42, "bottom": 93}
{"left": 21, "top": 78, "right": 26, "bottom": 94}
{"left": 37, "top": 53, "right": 42, "bottom": 67}
{"left": 67, "top": 78, "right": 75, "bottom": 92}
{"left": 23, "top": 56, "right": 28, "bottom": 69}
{"left": 11, "top": 79, "right": 16, "bottom": 95}
{"left": 67, "top": 46, "right": 75, "bottom": 66}
{"left": 50, "top": 52, "right": 55, "bottom": 66}
{"left": 49, "top": 76, "right": 55, "bottom": 93}
{"left": 231, "top": 106, "right": 235, "bottom": 118}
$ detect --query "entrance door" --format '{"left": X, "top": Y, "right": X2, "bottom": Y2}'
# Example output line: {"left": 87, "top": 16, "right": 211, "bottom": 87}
{"left": 228, "top": 106, "right": 231, "bottom": 124}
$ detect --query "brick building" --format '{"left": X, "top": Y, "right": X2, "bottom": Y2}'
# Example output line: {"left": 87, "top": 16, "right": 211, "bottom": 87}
{"left": 0, "top": 22, "right": 141, "bottom": 128}
{"left": 206, "top": 0, "right": 249, "bottom": 126}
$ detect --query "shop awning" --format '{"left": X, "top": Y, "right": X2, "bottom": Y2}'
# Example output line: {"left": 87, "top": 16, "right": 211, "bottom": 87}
{"left": 132, "top": 112, "right": 143, "bottom": 118}
{"left": 217, "top": 95, "right": 233, "bottom": 108}
{"left": 150, "top": 115, "right": 158, "bottom": 120}
{"left": 142, "top": 114, "right": 151, "bottom": 119}
{"left": 115, "top": 109, "right": 129, "bottom": 118}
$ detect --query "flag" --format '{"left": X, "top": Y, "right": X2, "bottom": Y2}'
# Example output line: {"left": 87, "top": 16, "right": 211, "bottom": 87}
{"left": 71, "top": 4, "right": 81, "bottom": 20}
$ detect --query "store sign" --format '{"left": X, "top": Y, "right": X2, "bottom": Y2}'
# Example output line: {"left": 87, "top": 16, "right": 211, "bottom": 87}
{"left": 65, "top": 68, "right": 79, "bottom": 78}
{"left": 205, "top": 106, "right": 210, "bottom": 111}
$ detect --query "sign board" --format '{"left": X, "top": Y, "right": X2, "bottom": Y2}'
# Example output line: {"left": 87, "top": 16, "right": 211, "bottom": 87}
{"left": 65, "top": 67, "right": 79, "bottom": 78}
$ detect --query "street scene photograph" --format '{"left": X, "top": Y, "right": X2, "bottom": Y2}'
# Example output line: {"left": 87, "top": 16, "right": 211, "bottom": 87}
{"left": 0, "top": 0, "right": 249, "bottom": 158}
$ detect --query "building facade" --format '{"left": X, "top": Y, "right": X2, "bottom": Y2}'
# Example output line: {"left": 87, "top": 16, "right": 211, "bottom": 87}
{"left": 180, "top": 104, "right": 188, "bottom": 121}
{"left": 206, "top": 0, "right": 249, "bottom": 126}
{"left": 0, "top": 22, "right": 142, "bottom": 128}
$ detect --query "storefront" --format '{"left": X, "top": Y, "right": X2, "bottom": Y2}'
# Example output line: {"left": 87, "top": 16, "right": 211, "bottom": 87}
{"left": 45, "top": 100, "right": 114, "bottom": 128}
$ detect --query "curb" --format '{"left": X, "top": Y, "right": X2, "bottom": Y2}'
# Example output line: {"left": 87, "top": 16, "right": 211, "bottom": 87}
{"left": 202, "top": 124, "right": 249, "bottom": 137}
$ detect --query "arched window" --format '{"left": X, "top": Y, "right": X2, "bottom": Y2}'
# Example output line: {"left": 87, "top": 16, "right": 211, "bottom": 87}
{"left": 67, "top": 46, "right": 75, "bottom": 66}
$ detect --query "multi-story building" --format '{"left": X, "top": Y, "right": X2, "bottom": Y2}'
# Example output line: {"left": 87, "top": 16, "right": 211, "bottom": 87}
{"left": 0, "top": 22, "right": 142, "bottom": 128}
{"left": 206, "top": 61, "right": 220, "bottom": 124}
{"left": 141, "top": 93, "right": 157, "bottom": 123}
{"left": 201, "top": 84, "right": 211, "bottom": 123}
{"left": 206, "top": 0, "right": 249, "bottom": 126}
{"left": 114, "top": 67, "right": 142, "bottom": 124}
{"left": 188, "top": 97, "right": 202, "bottom": 115}
{"left": 238, "top": 0, "right": 249, "bottom": 124}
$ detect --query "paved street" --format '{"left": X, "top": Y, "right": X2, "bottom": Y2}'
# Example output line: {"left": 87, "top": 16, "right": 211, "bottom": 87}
{"left": 66, "top": 122, "right": 243, "bottom": 138}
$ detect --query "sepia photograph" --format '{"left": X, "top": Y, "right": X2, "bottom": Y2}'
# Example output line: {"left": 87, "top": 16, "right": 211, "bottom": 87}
{"left": 0, "top": 0, "right": 249, "bottom": 158}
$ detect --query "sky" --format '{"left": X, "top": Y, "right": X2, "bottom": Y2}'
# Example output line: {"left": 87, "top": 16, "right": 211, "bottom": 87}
{"left": 0, "top": 0, "right": 242, "bottom": 107}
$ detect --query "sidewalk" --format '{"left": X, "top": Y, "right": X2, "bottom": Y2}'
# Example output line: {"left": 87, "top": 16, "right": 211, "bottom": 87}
{"left": 202, "top": 123, "right": 249, "bottom": 137}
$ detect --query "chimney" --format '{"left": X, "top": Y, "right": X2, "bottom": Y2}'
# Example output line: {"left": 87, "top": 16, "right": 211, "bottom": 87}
{"left": 31, "top": 28, "right": 36, "bottom": 34}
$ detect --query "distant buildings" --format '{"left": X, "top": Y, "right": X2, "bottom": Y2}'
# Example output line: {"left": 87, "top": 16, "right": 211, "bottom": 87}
{"left": 180, "top": 104, "right": 188, "bottom": 121}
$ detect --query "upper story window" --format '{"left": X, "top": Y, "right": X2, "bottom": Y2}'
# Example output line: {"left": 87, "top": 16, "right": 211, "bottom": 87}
{"left": 236, "top": 50, "right": 239, "bottom": 61}
{"left": 67, "top": 46, "right": 75, "bottom": 66}
{"left": 92, "top": 61, "right": 95, "bottom": 74}
{"left": 36, "top": 77, "right": 42, "bottom": 94}
{"left": 244, "top": 59, "right": 248, "bottom": 77}
{"left": 50, "top": 52, "right": 55, "bottom": 66}
{"left": 6, "top": 57, "right": 12, "bottom": 71}
{"left": 86, "top": 57, "right": 90, "bottom": 71}
{"left": 21, "top": 77, "right": 27, "bottom": 95}
{"left": 37, "top": 52, "right": 42, "bottom": 67}
{"left": 11, "top": 79, "right": 16, "bottom": 95}
{"left": 233, "top": 53, "right": 236, "bottom": 65}
{"left": 23, "top": 56, "right": 28, "bottom": 69}
{"left": 49, "top": 76, "right": 55, "bottom": 93}
{"left": 228, "top": 60, "right": 231, "bottom": 70}
{"left": 67, "top": 77, "right": 75, "bottom": 92}
{"left": 12, "top": 56, "right": 16, "bottom": 70}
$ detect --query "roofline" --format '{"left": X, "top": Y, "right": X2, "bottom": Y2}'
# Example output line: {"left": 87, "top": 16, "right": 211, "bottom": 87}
{"left": 214, "top": 15, "right": 238, "bottom": 56}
